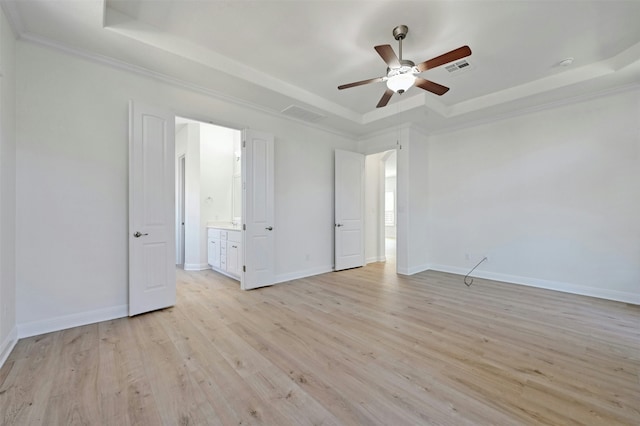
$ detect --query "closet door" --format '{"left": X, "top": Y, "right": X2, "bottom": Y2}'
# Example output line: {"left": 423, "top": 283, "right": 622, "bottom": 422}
{"left": 242, "top": 129, "right": 275, "bottom": 290}
{"left": 334, "top": 149, "right": 365, "bottom": 271}
{"left": 128, "top": 101, "right": 176, "bottom": 316}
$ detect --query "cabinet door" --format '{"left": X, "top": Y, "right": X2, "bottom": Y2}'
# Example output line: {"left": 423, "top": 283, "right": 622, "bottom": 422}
{"left": 208, "top": 238, "right": 220, "bottom": 269}
{"left": 227, "top": 240, "right": 241, "bottom": 277}
{"left": 220, "top": 242, "right": 227, "bottom": 271}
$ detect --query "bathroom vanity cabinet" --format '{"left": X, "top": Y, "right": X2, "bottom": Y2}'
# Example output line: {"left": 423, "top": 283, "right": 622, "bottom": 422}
{"left": 207, "top": 226, "right": 242, "bottom": 280}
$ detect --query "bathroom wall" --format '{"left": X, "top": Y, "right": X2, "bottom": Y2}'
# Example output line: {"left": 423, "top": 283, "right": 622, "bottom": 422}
{"left": 199, "top": 123, "right": 237, "bottom": 224}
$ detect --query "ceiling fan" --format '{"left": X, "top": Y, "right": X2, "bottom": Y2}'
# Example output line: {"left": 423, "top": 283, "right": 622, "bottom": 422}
{"left": 338, "top": 25, "right": 472, "bottom": 108}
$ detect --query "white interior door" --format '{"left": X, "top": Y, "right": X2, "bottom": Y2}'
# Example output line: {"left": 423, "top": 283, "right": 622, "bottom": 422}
{"left": 242, "top": 129, "right": 275, "bottom": 290}
{"left": 129, "top": 101, "right": 176, "bottom": 316}
{"left": 335, "top": 149, "right": 365, "bottom": 271}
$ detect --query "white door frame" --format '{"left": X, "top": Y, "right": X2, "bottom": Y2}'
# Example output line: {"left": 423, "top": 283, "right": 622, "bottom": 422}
{"left": 361, "top": 143, "right": 403, "bottom": 275}
{"left": 177, "top": 154, "right": 186, "bottom": 265}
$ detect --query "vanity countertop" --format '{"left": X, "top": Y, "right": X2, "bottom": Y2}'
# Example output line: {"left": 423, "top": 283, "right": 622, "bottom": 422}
{"left": 206, "top": 222, "right": 241, "bottom": 231}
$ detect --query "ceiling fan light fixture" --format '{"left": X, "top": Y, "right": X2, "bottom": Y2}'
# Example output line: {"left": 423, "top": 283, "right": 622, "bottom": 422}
{"left": 386, "top": 72, "right": 416, "bottom": 93}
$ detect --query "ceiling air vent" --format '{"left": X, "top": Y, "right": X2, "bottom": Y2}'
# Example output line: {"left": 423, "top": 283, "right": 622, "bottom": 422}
{"left": 281, "top": 105, "right": 326, "bottom": 123}
{"left": 445, "top": 59, "right": 471, "bottom": 73}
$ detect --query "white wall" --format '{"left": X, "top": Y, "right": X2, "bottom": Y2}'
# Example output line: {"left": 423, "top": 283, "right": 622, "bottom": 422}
{"left": 424, "top": 89, "right": 640, "bottom": 303}
{"left": 273, "top": 126, "right": 356, "bottom": 281}
{"left": 199, "top": 123, "right": 236, "bottom": 225}
{"left": 15, "top": 41, "right": 356, "bottom": 336}
{"left": 0, "top": 6, "right": 17, "bottom": 367}
{"left": 405, "top": 127, "right": 431, "bottom": 274}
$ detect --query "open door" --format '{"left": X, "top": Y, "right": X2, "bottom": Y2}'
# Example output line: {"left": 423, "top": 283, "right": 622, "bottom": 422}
{"left": 335, "top": 149, "right": 365, "bottom": 271}
{"left": 242, "top": 129, "right": 275, "bottom": 290}
{"left": 129, "top": 101, "right": 176, "bottom": 316}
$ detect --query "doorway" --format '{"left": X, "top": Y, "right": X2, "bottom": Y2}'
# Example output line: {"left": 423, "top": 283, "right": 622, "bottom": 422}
{"left": 382, "top": 150, "right": 397, "bottom": 264}
{"left": 173, "top": 117, "right": 276, "bottom": 290}
{"left": 364, "top": 149, "right": 397, "bottom": 267}
{"left": 174, "top": 117, "right": 242, "bottom": 273}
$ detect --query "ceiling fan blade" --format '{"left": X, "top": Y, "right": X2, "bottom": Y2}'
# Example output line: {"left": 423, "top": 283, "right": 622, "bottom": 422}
{"left": 374, "top": 45, "right": 400, "bottom": 68}
{"left": 376, "top": 89, "right": 394, "bottom": 108}
{"left": 416, "top": 45, "right": 472, "bottom": 72}
{"left": 338, "top": 76, "right": 385, "bottom": 90}
{"left": 415, "top": 78, "right": 450, "bottom": 96}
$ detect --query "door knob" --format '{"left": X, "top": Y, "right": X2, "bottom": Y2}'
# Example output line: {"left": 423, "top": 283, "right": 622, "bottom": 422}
{"left": 265, "top": 226, "right": 273, "bottom": 231}
{"left": 133, "top": 231, "right": 149, "bottom": 238}
{"left": 335, "top": 223, "right": 343, "bottom": 227}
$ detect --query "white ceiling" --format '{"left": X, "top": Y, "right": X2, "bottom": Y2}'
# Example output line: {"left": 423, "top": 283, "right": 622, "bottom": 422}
{"left": 5, "top": 0, "right": 640, "bottom": 136}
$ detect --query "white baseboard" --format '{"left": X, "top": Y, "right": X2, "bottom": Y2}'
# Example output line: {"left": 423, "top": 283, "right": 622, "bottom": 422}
{"left": 426, "top": 263, "right": 640, "bottom": 305}
{"left": 366, "top": 256, "right": 386, "bottom": 264}
{"left": 397, "top": 263, "right": 431, "bottom": 276}
{"left": 18, "top": 304, "right": 129, "bottom": 339}
{"left": 183, "top": 263, "right": 210, "bottom": 271}
{"left": 211, "top": 267, "right": 240, "bottom": 281}
{"left": 275, "top": 265, "right": 334, "bottom": 285}
{"left": 0, "top": 326, "right": 18, "bottom": 369}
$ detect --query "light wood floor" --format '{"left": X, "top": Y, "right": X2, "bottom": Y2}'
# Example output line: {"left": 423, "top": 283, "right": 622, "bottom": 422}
{"left": 1, "top": 262, "right": 639, "bottom": 425}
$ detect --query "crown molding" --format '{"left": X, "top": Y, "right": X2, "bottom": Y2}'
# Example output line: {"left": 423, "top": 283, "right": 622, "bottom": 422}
{"left": 0, "top": 0, "right": 25, "bottom": 37}
{"left": 103, "top": 6, "right": 363, "bottom": 124}
{"left": 429, "top": 82, "right": 640, "bottom": 137}
{"left": 18, "top": 31, "right": 356, "bottom": 139}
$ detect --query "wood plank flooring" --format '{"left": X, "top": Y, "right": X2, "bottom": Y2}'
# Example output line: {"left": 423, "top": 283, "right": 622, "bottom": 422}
{"left": 1, "top": 262, "right": 639, "bottom": 425}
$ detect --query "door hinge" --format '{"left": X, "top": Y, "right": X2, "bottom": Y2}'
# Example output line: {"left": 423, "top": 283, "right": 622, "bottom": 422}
{"left": 243, "top": 224, "right": 246, "bottom": 230}
{"left": 243, "top": 265, "right": 246, "bottom": 272}
{"left": 242, "top": 140, "right": 246, "bottom": 148}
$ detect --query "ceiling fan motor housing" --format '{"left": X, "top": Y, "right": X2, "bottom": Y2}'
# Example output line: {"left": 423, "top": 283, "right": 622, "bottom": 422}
{"left": 393, "top": 25, "right": 409, "bottom": 40}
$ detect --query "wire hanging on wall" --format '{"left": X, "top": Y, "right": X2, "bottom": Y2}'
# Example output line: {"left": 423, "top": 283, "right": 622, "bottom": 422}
{"left": 464, "top": 257, "right": 487, "bottom": 287}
